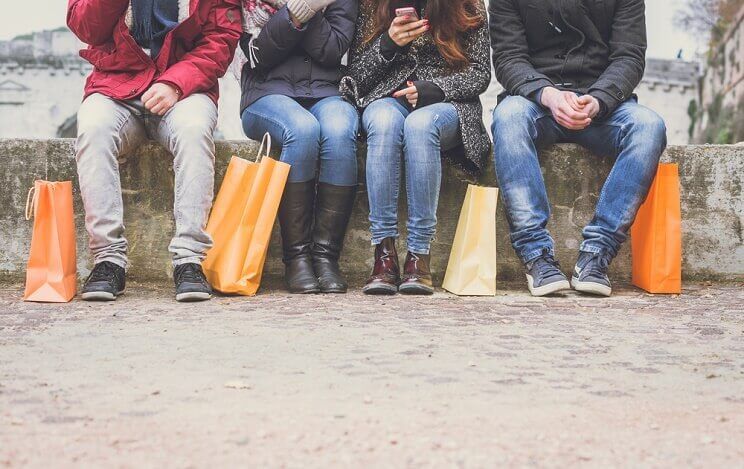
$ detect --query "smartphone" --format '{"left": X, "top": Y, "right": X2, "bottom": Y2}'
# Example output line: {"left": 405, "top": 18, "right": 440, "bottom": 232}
{"left": 395, "top": 7, "right": 419, "bottom": 21}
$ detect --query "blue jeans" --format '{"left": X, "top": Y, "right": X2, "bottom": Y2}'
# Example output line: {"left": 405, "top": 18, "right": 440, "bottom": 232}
{"left": 492, "top": 95, "right": 667, "bottom": 264}
{"left": 241, "top": 95, "right": 358, "bottom": 185}
{"left": 362, "top": 98, "right": 461, "bottom": 254}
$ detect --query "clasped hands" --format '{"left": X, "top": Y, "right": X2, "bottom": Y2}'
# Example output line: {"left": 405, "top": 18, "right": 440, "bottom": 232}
{"left": 541, "top": 87, "right": 600, "bottom": 130}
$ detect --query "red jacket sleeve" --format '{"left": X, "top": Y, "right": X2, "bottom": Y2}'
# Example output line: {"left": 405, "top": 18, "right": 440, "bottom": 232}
{"left": 67, "top": 0, "right": 129, "bottom": 46}
{"left": 157, "top": 0, "right": 243, "bottom": 99}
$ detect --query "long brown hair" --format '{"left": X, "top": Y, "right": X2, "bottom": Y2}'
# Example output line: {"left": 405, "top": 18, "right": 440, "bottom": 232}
{"left": 364, "top": 0, "right": 483, "bottom": 69}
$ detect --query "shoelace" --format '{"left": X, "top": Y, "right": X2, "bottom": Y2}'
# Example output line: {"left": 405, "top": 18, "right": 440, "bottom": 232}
{"left": 582, "top": 254, "right": 610, "bottom": 279}
{"left": 88, "top": 262, "right": 120, "bottom": 284}
{"left": 532, "top": 255, "right": 563, "bottom": 282}
{"left": 175, "top": 264, "right": 205, "bottom": 284}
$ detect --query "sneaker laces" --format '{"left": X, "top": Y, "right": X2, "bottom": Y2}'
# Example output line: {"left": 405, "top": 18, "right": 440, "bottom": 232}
{"left": 531, "top": 253, "right": 563, "bottom": 282}
{"left": 583, "top": 253, "right": 610, "bottom": 278}
{"left": 88, "top": 262, "right": 120, "bottom": 284}
{"left": 175, "top": 264, "right": 206, "bottom": 284}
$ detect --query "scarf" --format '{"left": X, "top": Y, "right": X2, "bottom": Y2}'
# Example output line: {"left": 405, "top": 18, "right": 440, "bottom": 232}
{"left": 130, "top": 0, "right": 180, "bottom": 58}
{"left": 241, "top": 0, "right": 289, "bottom": 67}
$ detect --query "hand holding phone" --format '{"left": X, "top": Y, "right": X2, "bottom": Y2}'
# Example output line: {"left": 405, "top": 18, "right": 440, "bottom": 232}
{"left": 388, "top": 9, "right": 428, "bottom": 47}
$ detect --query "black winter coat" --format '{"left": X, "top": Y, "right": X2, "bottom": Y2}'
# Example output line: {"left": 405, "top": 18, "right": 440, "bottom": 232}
{"left": 239, "top": 1, "right": 358, "bottom": 112}
{"left": 489, "top": 0, "right": 647, "bottom": 118}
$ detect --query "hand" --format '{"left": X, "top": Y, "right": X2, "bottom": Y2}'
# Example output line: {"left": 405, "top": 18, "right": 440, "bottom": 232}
{"left": 388, "top": 15, "right": 429, "bottom": 47}
{"left": 392, "top": 81, "right": 418, "bottom": 108}
{"left": 540, "top": 87, "right": 591, "bottom": 130}
{"left": 142, "top": 83, "right": 180, "bottom": 116}
{"left": 577, "top": 95, "right": 601, "bottom": 119}
{"left": 288, "top": 0, "right": 336, "bottom": 24}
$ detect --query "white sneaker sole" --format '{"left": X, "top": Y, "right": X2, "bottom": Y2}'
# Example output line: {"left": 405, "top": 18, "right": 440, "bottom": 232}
{"left": 175, "top": 292, "right": 212, "bottom": 302}
{"left": 526, "top": 274, "right": 570, "bottom": 297}
{"left": 571, "top": 277, "right": 612, "bottom": 297}
{"left": 81, "top": 290, "right": 123, "bottom": 301}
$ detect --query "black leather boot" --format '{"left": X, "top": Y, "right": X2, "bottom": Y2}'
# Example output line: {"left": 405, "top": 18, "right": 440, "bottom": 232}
{"left": 278, "top": 180, "right": 320, "bottom": 294}
{"left": 312, "top": 183, "right": 357, "bottom": 293}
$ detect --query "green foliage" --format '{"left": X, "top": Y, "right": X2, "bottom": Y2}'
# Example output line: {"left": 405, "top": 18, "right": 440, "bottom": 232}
{"left": 687, "top": 99, "right": 699, "bottom": 139}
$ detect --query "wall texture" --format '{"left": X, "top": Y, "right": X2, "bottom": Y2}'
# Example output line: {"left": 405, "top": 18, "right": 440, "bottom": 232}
{"left": 1, "top": 139, "right": 742, "bottom": 285}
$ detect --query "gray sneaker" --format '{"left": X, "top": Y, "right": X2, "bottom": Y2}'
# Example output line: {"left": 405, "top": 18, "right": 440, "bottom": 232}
{"left": 571, "top": 251, "right": 612, "bottom": 297}
{"left": 525, "top": 252, "right": 571, "bottom": 296}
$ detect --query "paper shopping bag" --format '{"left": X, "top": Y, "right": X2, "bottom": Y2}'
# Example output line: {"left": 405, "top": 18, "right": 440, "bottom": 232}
{"left": 631, "top": 163, "right": 682, "bottom": 294}
{"left": 24, "top": 180, "right": 77, "bottom": 302}
{"left": 202, "top": 134, "right": 290, "bottom": 296}
{"left": 442, "top": 185, "right": 499, "bottom": 296}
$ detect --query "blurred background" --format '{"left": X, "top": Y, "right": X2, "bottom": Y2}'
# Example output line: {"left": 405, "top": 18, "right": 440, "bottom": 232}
{"left": 0, "top": 0, "right": 742, "bottom": 144}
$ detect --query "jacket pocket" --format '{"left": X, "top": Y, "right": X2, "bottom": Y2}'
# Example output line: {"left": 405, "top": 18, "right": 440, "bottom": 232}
{"left": 215, "top": 0, "right": 242, "bottom": 32}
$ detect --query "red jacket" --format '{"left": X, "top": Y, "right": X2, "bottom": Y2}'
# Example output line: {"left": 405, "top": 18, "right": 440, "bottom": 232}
{"left": 67, "top": 0, "right": 242, "bottom": 103}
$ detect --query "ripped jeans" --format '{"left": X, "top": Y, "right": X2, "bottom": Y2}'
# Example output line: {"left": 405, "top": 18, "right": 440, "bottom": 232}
{"left": 362, "top": 98, "right": 461, "bottom": 255}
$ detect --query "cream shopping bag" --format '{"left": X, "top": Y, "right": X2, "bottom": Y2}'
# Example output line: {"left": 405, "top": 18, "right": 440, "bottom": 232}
{"left": 442, "top": 185, "right": 499, "bottom": 296}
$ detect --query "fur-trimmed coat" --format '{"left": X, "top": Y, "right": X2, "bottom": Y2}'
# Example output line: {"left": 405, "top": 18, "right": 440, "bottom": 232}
{"left": 340, "top": 0, "right": 492, "bottom": 178}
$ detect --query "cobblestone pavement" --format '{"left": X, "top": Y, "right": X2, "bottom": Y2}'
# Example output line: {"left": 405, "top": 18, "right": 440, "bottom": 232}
{"left": 0, "top": 282, "right": 742, "bottom": 468}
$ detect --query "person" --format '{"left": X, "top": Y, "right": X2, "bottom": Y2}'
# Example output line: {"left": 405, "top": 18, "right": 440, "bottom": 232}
{"left": 68, "top": 0, "right": 242, "bottom": 302}
{"left": 239, "top": 0, "right": 359, "bottom": 294}
{"left": 490, "top": 0, "right": 667, "bottom": 297}
{"left": 342, "top": 0, "right": 491, "bottom": 295}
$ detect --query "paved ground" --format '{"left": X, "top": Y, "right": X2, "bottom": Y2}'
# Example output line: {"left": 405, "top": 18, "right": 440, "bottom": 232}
{"left": 0, "top": 282, "right": 742, "bottom": 468}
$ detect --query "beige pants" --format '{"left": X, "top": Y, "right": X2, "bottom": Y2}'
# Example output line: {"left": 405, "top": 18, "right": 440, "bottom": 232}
{"left": 75, "top": 93, "right": 218, "bottom": 269}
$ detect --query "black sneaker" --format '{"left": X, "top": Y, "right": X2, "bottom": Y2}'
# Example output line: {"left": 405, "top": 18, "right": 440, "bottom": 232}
{"left": 571, "top": 251, "right": 612, "bottom": 296}
{"left": 525, "top": 252, "right": 570, "bottom": 296}
{"left": 174, "top": 263, "right": 213, "bottom": 302}
{"left": 81, "top": 261, "right": 126, "bottom": 301}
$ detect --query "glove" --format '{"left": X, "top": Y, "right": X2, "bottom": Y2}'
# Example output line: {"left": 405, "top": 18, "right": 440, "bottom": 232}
{"left": 287, "top": 0, "right": 335, "bottom": 23}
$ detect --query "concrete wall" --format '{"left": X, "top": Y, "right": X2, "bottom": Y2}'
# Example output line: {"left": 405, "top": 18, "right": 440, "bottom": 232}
{"left": 1, "top": 139, "right": 742, "bottom": 285}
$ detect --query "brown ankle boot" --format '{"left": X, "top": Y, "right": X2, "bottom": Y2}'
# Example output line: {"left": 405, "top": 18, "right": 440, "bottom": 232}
{"left": 398, "top": 252, "right": 434, "bottom": 295}
{"left": 362, "top": 237, "right": 400, "bottom": 295}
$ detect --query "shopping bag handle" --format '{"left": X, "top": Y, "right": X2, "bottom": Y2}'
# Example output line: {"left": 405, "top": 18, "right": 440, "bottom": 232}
{"left": 256, "top": 133, "right": 272, "bottom": 163}
{"left": 25, "top": 185, "right": 36, "bottom": 221}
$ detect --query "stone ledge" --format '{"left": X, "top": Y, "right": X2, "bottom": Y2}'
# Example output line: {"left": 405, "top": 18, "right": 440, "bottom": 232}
{"left": 1, "top": 139, "right": 742, "bottom": 283}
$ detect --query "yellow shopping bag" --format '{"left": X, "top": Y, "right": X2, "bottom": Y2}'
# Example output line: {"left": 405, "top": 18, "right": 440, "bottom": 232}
{"left": 202, "top": 134, "right": 290, "bottom": 296}
{"left": 24, "top": 180, "right": 77, "bottom": 303}
{"left": 442, "top": 185, "right": 499, "bottom": 296}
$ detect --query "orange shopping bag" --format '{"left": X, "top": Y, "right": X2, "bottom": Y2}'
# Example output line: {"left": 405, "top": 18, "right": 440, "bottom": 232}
{"left": 631, "top": 163, "right": 682, "bottom": 294}
{"left": 202, "top": 134, "right": 290, "bottom": 296}
{"left": 24, "top": 180, "right": 77, "bottom": 302}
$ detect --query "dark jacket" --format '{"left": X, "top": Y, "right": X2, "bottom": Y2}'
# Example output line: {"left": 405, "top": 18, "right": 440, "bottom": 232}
{"left": 68, "top": 0, "right": 242, "bottom": 103}
{"left": 239, "top": 1, "right": 358, "bottom": 112}
{"left": 341, "top": 0, "right": 492, "bottom": 179}
{"left": 489, "top": 0, "right": 647, "bottom": 118}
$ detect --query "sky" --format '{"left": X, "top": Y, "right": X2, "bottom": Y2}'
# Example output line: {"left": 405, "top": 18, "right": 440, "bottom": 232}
{"left": 1, "top": 0, "right": 703, "bottom": 60}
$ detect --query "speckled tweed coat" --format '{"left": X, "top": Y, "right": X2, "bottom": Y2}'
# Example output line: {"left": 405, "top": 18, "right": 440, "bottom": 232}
{"left": 340, "top": 0, "right": 492, "bottom": 179}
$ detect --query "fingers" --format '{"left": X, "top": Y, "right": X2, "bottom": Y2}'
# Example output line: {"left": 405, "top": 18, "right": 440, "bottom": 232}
{"left": 576, "top": 95, "right": 594, "bottom": 105}
{"left": 141, "top": 87, "right": 155, "bottom": 103}
{"left": 566, "top": 93, "right": 584, "bottom": 112}
{"left": 558, "top": 101, "right": 590, "bottom": 121}
{"left": 406, "top": 92, "right": 418, "bottom": 108}
{"left": 398, "top": 18, "right": 427, "bottom": 32}
{"left": 392, "top": 85, "right": 417, "bottom": 98}
{"left": 555, "top": 111, "right": 591, "bottom": 130}
{"left": 143, "top": 94, "right": 162, "bottom": 112}
{"left": 389, "top": 18, "right": 429, "bottom": 46}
